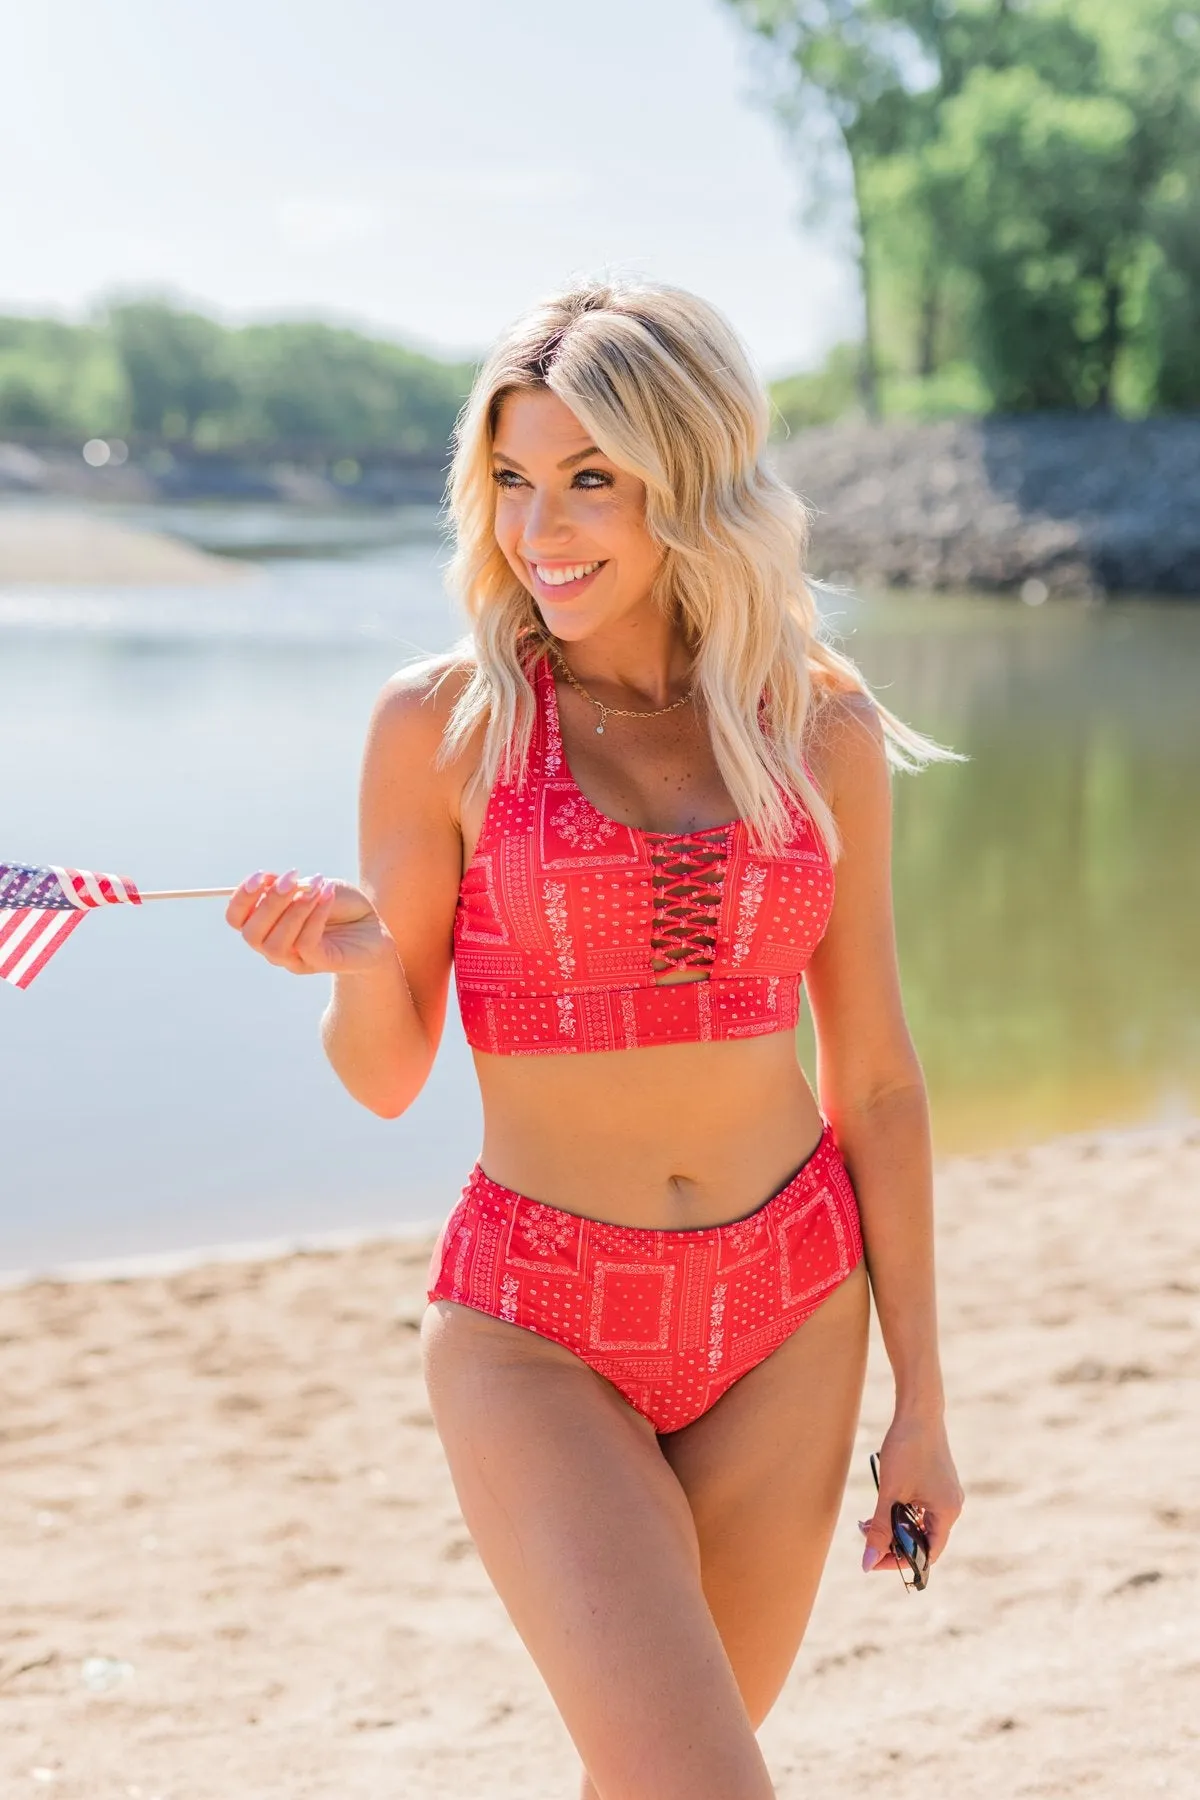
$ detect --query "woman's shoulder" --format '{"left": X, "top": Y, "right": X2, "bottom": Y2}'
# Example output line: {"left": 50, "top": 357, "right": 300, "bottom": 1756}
{"left": 371, "top": 647, "right": 477, "bottom": 729}
{"left": 802, "top": 669, "right": 887, "bottom": 800}
{"left": 363, "top": 649, "right": 483, "bottom": 781}
{"left": 806, "top": 664, "right": 883, "bottom": 738}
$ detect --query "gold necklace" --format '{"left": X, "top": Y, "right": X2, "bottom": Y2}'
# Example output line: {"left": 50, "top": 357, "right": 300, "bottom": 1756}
{"left": 543, "top": 639, "right": 694, "bottom": 736}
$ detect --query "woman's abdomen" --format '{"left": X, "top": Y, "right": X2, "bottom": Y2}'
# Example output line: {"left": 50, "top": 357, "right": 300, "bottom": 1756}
{"left": 472, "top": 1029, "right": 824, "bottom": 1230}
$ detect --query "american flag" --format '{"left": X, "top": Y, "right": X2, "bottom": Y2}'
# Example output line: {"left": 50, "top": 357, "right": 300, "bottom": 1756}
{"left": 0, "top": 863, "right": 142, "bottom": 990}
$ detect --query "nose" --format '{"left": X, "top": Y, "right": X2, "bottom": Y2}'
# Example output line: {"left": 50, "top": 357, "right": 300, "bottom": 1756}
{"left": 521, "top": 484, "right": 574, "bottom": 553}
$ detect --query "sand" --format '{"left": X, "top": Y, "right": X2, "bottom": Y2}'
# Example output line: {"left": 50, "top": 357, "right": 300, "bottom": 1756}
{"left": 2, "top": 1122, "right": 1197, "bottom": 1799}
{"left": 0, "top": 508, "right": 247, "bottom": 585}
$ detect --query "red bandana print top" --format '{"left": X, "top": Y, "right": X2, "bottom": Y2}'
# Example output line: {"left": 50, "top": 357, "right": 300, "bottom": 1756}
{"left": 453, "top": 656, "right": 836, "bottom": 1055}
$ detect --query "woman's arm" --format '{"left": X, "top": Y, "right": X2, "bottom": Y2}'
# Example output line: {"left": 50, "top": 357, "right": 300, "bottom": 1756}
{"left": 225, "top": 664, "right": 474, "bottom": 1121}
{"left": 804, "top": 692, "right": 963, "bottom": 1567}
{"left": 320, "top": 668, "right": 471, "bottom": 1118}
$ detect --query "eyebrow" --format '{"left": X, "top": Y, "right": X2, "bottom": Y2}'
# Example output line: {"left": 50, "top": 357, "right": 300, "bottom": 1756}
{"left": 491, "top": 446, "right": 605, "bottom": 472}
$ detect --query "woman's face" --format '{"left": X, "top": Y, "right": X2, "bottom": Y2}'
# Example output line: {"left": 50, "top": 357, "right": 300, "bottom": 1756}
{"left": 491, "top": 388, "right": 664, "bottom": 643}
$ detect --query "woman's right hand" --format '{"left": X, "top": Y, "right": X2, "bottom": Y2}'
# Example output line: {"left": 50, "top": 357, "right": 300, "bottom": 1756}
{"left": 224, "top": 869, "right": 394, "bottom": 977}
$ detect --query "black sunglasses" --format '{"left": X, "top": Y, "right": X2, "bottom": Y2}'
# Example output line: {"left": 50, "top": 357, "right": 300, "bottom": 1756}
{"left": 869, "top": 1452, "right": 930, "bottom": 1592}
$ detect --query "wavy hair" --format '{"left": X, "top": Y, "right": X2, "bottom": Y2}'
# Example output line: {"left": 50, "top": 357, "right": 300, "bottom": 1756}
{"left": 439, "top": 278, "right": 952, "bottom": 858}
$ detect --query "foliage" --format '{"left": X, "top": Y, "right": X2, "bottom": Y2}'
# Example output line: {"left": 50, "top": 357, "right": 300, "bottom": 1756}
{"left": 768, "top": 342, "right": 987, "bottom": 436}
{"left": 0, "top": 298, "right": 475, "bottom": 453}
{"left": 726, "top": 0, "right": 1200, "bottom": 416}
{"left": 0, "top": 318, "right": 129, "bottom": 436}
{"left": 770, "top": 341, "right": 864, "bottom": 430}
{"left": 217, "top": 321, "right": 474, "bottom": 453}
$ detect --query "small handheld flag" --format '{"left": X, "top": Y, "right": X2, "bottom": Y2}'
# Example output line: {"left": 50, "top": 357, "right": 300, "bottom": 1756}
{"left": 1, "top": 863, "right": 142, "bottom": 989}
{"left": 1, "top": 862, "right": 246, "bottom": 990}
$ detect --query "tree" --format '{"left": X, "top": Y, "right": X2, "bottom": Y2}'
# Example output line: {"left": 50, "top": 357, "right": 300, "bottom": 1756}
{"left": 724, "top": 0, "right": 932, "bottom": 416}
{"left": 728, "top": 0, "right": 1200, "bottom": 415}
{"left": 922, "top": 66, "right": 1140, "bottom": 408}
{"left": 102, "top": 299, "right": 236, "bottom": 439}
{"left": 0, "top": 299, "right": 476, "bottom": 453}
{"left": 0, "top": 317, "right": 129, "bottom": 435}
{"left": 224, "top": 321, "right": 472, "bottom": 452}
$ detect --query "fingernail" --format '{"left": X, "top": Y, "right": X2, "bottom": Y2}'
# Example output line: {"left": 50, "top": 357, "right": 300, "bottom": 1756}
{"left": 857, "top": 1520, "right": 871, "bottom": 1536}
{"left": 862, "top": 1546, "right": 881, "bottom": 1572}
{"left": 244, "top": 870, "right": 265, "bottom": 892}
{"left": 320, "top": 878, "right": 336, "bottom": 900}
{"left": 275, "top": 869, "right": 297, "bottom": 893}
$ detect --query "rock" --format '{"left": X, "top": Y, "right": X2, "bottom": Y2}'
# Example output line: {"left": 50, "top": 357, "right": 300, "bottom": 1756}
{"left": 774, "top": 415, "right": 1200, "bottom": 596}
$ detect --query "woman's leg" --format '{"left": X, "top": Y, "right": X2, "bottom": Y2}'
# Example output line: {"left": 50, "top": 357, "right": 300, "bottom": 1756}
{"left": 660, "top": 1262, "right": 871, "bottom": 1726}
{"left": 421, "top": 1299, "right": 776, "bottom": 1800}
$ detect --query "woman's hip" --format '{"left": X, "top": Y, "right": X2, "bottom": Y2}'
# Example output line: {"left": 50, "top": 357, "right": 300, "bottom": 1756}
{"left": 425, "top": 1126, "right": 863, "bottom": 1435}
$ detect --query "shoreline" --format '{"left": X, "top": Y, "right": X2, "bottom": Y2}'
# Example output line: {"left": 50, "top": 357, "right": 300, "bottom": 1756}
{"left": 7, "top": 413, "right": 1200, "bottom": 597}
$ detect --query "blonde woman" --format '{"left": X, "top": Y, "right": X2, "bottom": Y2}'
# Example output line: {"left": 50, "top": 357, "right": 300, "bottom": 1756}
{"left": 226, "top": 282, "right": 963, "bottom": 1800}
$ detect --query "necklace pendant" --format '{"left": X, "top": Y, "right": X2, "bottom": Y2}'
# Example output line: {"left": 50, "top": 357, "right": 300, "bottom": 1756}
{"left": 595, "top": 722, "right": 605, "bottom": 735}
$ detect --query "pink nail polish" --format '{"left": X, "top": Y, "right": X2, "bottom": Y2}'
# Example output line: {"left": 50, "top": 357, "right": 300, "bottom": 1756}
{"left": 244, "top": 871, "right": 265, "bottom": 892}
{"left": 862, "top": 1546, "right": 881, "bottom": 1572}
{"left": 275, "top": 869, "right": 297, "bottom": 894}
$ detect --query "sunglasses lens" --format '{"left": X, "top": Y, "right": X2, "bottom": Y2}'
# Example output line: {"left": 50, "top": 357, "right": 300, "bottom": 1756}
{"left": 891, "top": 1504, "right": 930, "bottom": 1590}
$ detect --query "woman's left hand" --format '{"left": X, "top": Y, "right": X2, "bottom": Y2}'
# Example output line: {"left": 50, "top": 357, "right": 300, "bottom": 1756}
{"left": 859, "top": 1413, "right": 963, "bottom": 1574}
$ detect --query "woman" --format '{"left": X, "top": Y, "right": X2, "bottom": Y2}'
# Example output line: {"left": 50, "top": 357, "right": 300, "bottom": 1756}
{"left": 226, "top": 281, "right": 963, "bottom": 1800}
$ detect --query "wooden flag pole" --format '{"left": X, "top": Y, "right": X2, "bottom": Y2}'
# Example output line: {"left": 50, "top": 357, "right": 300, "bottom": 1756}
{"left": 138, "top": 882, "right": 325, "bottom": 900}
{"left": 140, "top": 887, "right": 239, "bottom": 900}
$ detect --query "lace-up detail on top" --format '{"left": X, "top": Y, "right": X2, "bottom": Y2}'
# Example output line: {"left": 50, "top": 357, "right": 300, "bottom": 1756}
{"left": 649, "top": 828, "right": 730, "bottom": 979}
{"left": 453, "top": 655, "right": 836, "bottom": 1055}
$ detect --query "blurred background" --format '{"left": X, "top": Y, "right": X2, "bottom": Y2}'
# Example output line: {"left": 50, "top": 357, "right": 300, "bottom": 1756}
{"left": 2, "top": 0, "right": 1197, "bottom": 1270}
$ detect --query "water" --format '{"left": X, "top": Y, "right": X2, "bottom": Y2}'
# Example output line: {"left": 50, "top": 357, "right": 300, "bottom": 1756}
{"left": 1, "top": 524, "right": 1197, "bottom": 1269}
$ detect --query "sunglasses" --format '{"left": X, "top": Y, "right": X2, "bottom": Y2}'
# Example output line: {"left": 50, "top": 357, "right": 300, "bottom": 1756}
{"left": 869, "top": 1452, "right": 930, "bottom": 1592}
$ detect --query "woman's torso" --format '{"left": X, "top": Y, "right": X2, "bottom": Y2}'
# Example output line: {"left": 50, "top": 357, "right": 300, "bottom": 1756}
{"left": 452, "top": 657, "right": 832, "bottom": 1228}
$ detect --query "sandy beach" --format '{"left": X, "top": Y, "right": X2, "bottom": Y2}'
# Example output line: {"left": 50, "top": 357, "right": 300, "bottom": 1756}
{"left": 3, "top": 1122, "right": 1197, "bottom": 1799}
{"left": 0, "top": 508, "right": 247, "bottom": 585}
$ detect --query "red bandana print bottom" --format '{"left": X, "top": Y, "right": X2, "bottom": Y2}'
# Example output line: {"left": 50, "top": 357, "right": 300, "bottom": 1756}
{"left": 427, "top": 1123, "right": 863, "bottom": 1434}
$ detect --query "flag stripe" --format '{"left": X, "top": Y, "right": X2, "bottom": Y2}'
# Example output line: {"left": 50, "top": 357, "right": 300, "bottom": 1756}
{"left": 0, "top": 907, "right": 46, "bottom": 973}
{"left": 53, "top": 865, "right": 102, "bottom": 908}
{"left": 0, "top": 906, "right": 29, "bottom": 956}
{"left": 6, "top": 909, "right": 85, "bottom": 988}
{"left": 51, "top": 864, "right": 140, "bottom": 907}
{"left": 78, "top": 868, "right": 110, "bottom": 907}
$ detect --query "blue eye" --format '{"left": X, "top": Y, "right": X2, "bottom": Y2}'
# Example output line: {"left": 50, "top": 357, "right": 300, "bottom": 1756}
{"left": 491, "top": 468, "right": 525, "bottom": 488}
{"left": 574, "top": 469, "right": 613, "bottom": 489}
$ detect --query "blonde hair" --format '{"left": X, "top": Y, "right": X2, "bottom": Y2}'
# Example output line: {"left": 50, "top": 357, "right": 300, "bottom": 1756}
{"left": 441, "top": 278, "right": 950, "bottom": 858}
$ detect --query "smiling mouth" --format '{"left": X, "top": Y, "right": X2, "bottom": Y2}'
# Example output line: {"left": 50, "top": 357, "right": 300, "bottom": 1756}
{"left": 528, "top": 559, "right": 606, "bottom": 591}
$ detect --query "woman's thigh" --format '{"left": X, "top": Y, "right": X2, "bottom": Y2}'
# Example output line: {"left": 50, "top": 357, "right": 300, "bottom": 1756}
{"left": 420, "top": 1299, "right": 775, "bottom": 1800}
{"left": 661, "top": 1262, "right": 870, "bottom": 1726}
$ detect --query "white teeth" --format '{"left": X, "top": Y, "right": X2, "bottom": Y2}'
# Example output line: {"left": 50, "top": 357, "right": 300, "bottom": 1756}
{"left": 534, "top": 561, "right": 601, "bottom": 587}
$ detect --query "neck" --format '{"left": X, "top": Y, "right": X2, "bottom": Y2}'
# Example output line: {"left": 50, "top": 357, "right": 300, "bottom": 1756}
{"left": 545, "top": 608, "right": 692, "bottom": 708}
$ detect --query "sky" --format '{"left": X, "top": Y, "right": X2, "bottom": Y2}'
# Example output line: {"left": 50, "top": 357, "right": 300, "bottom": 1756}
{"left": 3, "top": 0, "right": 858, "bottom": 377}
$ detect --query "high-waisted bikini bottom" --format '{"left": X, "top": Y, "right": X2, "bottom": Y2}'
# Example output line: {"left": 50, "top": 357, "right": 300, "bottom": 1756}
{"left": 426, "top": 1122, "right": 864, "bottom": 1434}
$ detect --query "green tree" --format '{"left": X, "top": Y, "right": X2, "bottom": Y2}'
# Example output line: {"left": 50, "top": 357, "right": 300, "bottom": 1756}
{"left": 726, "top": 0, "right": 1200, "bottom": 416}
{"left": 725, "top": 0, "right": 929, "bottom": 416}
{"left": 223, "top": 321, "right": 472, "bottom": 452}
{"left": 1088, "top": 0, "right": 1200, "bottom": 409}
{"left": 923, "top": 67, "right": 1139, "bottom": 408}
{"left": 0, "top": 317, "right": 128, "bottom": 435}
{"left": 102, "top": 299, "right": 236, "bottom": 438}
{"left": 0, "top": 299, "right": 475, "bottom": 454}
{"left": 1145, "top": 157, "right": 1200, "bottom": 408}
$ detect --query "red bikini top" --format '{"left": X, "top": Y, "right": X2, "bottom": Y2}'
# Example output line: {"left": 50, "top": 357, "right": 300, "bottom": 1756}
{"left": 453, "top": 654, "right": 835, "bottom": 1056}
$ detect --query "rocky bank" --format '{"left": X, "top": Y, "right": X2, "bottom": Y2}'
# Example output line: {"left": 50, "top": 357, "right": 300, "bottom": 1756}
{"left": 775, "top": 414, "right": 1200, "bottom": 598}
